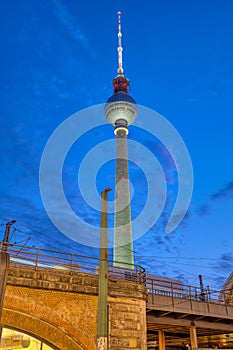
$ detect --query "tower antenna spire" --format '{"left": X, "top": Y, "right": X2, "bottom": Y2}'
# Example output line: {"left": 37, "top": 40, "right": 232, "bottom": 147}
{"left": 117, "top": 11, "right": 124, "bottom": 75}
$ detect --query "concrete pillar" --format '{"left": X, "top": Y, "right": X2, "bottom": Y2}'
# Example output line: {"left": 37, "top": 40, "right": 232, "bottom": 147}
{"left": 158, "top": 330, "right": 165, "bottom": 350}
{"left": 190, "top": 326, "right": 198, "bottom": 349}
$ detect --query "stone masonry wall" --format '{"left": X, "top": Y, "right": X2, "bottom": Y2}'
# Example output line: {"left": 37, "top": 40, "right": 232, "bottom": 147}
{"left": 1, "top": 264, "right": 147, "bottom": 350}
{"left": 109, "top": 297, "right": 147, "bottom": 350}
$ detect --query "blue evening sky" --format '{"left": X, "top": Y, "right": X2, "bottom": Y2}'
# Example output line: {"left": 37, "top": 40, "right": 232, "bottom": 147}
{"left": 1, "top": 0, "right": 233, "bottom": 291}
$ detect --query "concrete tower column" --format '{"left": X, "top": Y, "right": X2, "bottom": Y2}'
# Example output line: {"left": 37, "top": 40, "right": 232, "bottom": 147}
{"left": 114, "top": 127, "right": 133, "bottom": 267}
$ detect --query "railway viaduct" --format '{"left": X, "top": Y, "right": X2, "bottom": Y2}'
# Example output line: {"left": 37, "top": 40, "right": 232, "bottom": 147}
{"left": 0, "top": 246, "right": 233, "bottom": 349}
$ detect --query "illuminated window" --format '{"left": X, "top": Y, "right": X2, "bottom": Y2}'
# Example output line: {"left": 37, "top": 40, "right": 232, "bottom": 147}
{"left": 0, "top": 328, "right": 55, "bottom": 349}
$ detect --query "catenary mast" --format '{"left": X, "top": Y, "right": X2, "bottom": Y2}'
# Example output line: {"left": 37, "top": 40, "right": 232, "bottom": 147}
{"left": 104, "top": 12, "right": 138, "bottom": 268}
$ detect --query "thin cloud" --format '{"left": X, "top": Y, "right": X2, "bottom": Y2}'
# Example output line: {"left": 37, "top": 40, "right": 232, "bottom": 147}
{"left": 53, "top": 0, "right": 95, "bottom": 57}
{"left": 195, "top": 181, "right": 233, "bottom": 217}
{"left": 211, "top": 182, "right": 233, "bottom": 200}
{"left": 195, "top": 204, "right": 210, "bottom": 217}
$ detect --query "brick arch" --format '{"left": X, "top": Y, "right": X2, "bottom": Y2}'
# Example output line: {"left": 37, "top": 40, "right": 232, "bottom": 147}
{"left": 1, "top": 288, "right": 97, "bottom": 350}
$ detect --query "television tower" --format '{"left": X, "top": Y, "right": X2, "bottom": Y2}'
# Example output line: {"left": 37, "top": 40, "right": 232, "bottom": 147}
{"left": 104, "top": 12, "right": 138, "bottom": 268}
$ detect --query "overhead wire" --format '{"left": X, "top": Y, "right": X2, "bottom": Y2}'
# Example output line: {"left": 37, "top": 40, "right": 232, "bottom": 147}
{"left": 134, "top": 252, "right": 233, "bottom": 289}
{"left": 0, "top": 218, "right": 231, "bottom": 291}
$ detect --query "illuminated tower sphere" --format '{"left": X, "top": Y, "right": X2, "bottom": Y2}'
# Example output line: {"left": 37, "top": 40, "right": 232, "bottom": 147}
{"left": 104, "top": 12, "right": 138, "bottom": 268}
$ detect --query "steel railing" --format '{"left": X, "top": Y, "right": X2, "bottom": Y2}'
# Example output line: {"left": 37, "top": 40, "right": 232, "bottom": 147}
{"left": 0, "top": 243, "right": 146, "bottom": 284}
{"left": 146, "top": 276, "right": 231, "bottom": 306}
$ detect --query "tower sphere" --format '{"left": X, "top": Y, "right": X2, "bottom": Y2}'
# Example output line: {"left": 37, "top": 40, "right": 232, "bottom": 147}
{"left": 104, "top": 75, "right": 138, "bottom": 127}
{"left": 104, "top": 92, "right": 138, "bottom": 127}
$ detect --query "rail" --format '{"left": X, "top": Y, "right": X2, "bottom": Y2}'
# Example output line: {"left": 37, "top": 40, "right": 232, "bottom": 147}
{"left": 146, "top": 276, "right": 230, "bottom": 306}
{"left": 0, "top": 243, "right": 146, "bottom": 284}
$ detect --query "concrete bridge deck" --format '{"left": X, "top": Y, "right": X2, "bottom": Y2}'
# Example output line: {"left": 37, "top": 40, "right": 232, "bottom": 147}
{"left": 146, "top": 276, "right": 233, "bottom": 347}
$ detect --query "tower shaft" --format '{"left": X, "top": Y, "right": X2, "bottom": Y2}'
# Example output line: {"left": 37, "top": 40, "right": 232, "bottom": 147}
{"left": 105, "top": 11, "right": 137, "bottom": 269}
{"left": 114, "top": 128, "right": 133, "bottom": 267}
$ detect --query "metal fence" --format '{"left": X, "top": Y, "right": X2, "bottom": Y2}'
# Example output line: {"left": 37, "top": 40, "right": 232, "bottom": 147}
{"left": 146, "top": 276, "right": 230, "bottom": 306}
{"left": 0, "top": 243, "right": 146, "bottom": 284}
